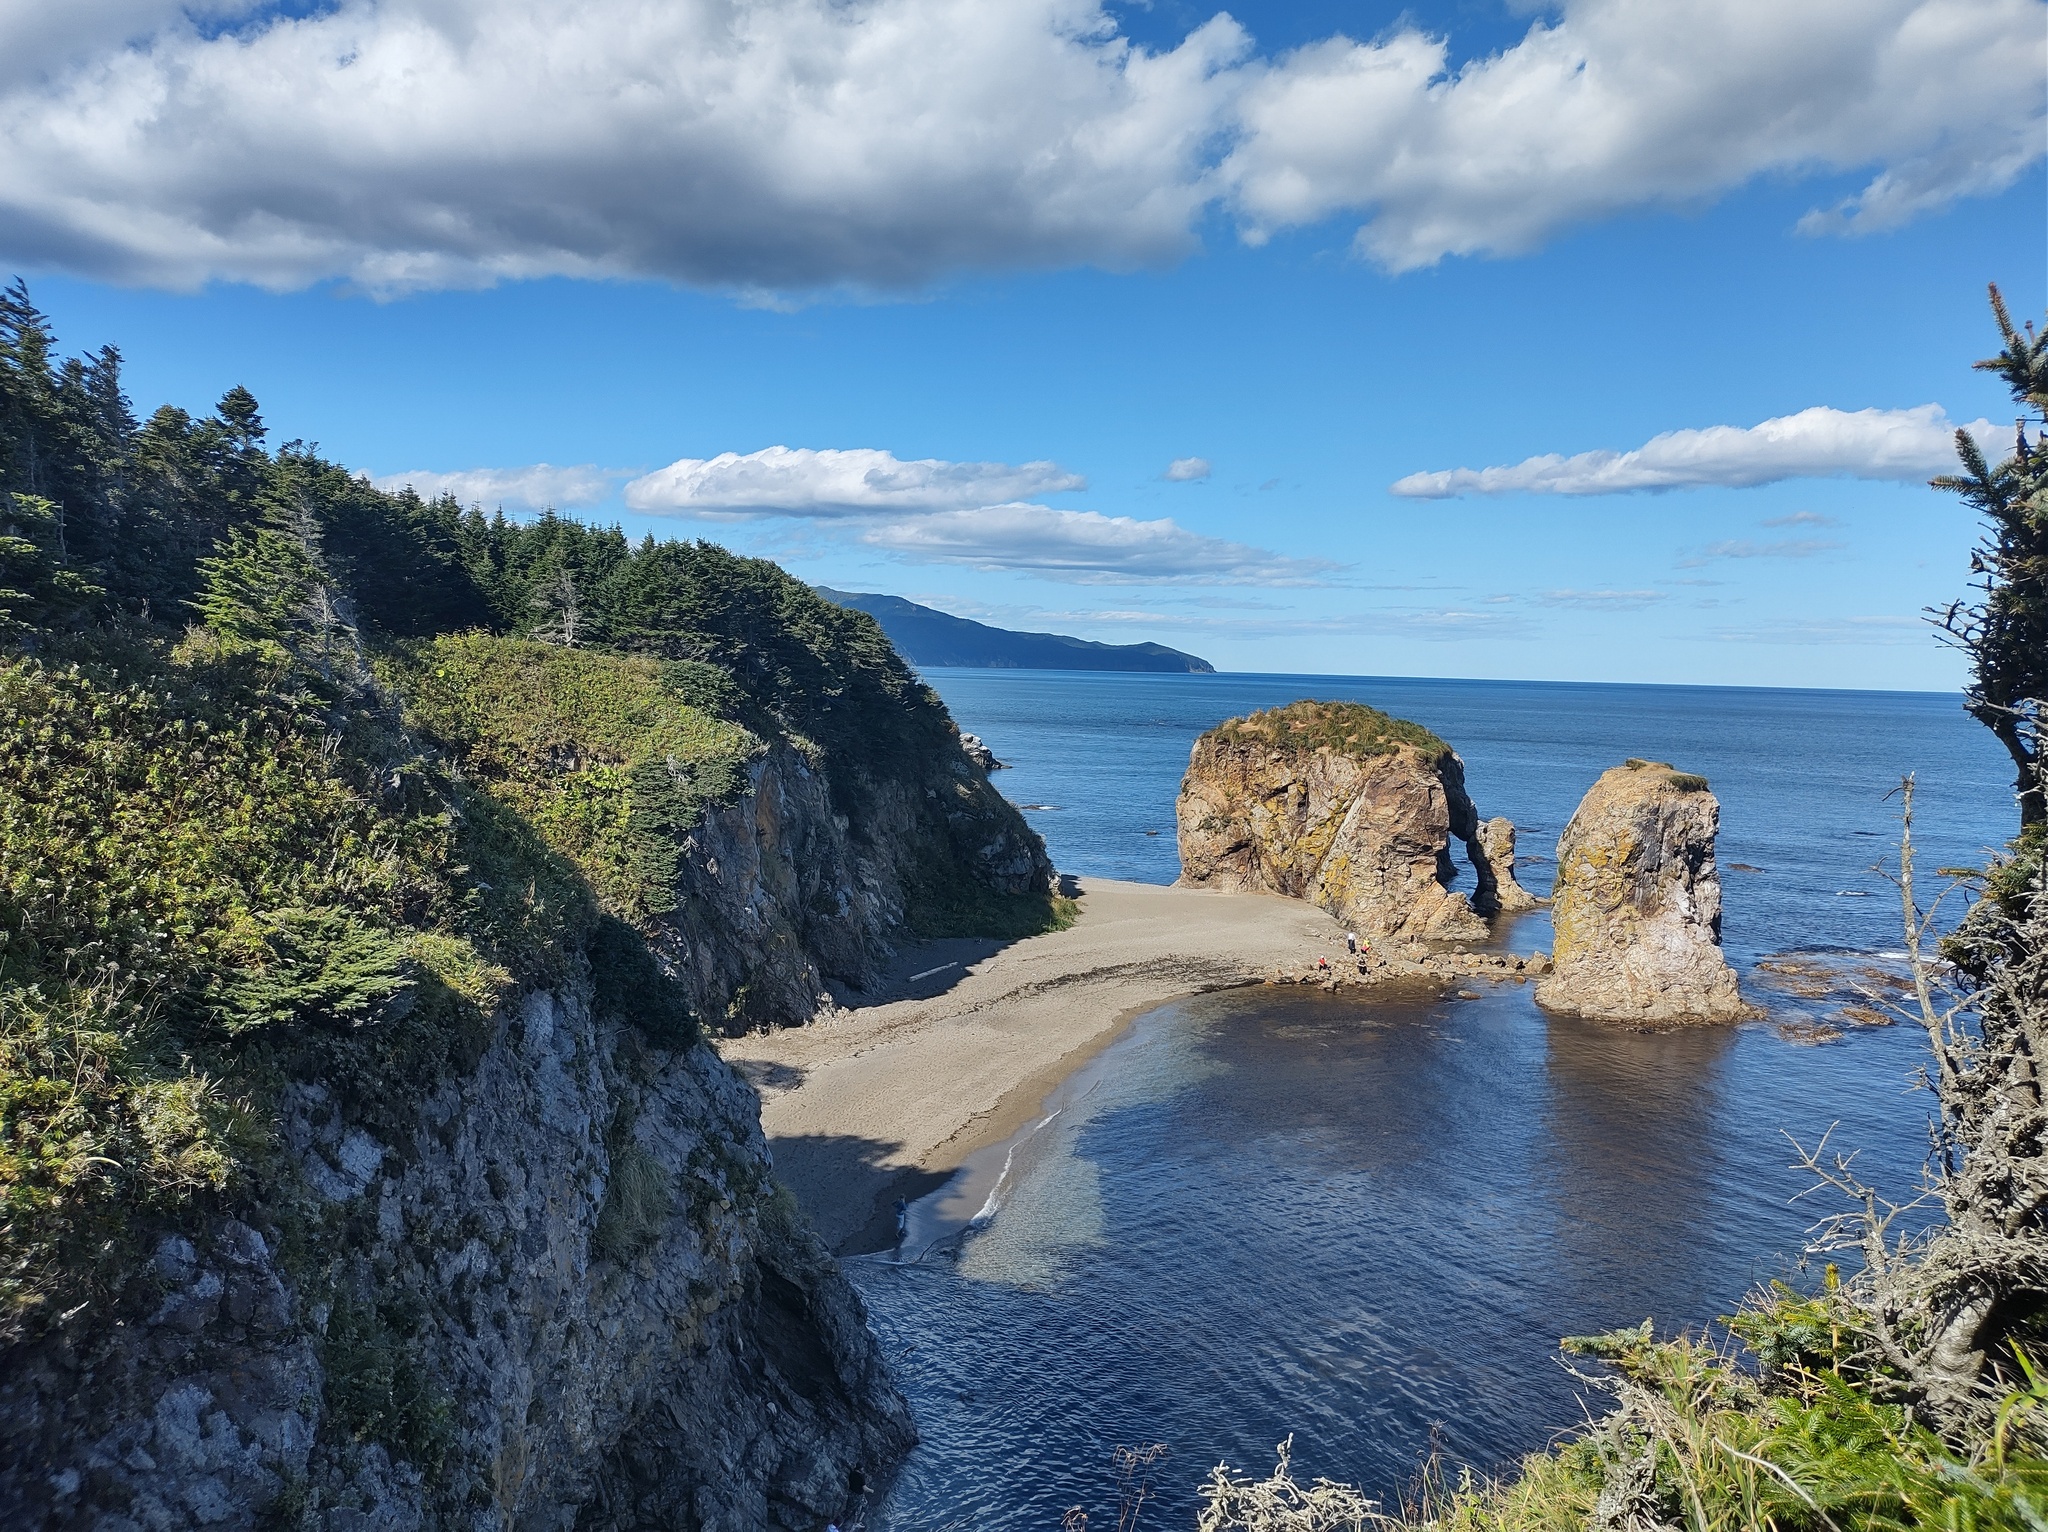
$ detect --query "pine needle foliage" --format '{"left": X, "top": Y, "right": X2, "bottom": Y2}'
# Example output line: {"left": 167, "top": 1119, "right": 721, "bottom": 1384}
{"left": 0, "top": 493, "right": 101, "bottom": 635}
{"left": 1933, "top": 285, "right": 2048, "bottom": 831}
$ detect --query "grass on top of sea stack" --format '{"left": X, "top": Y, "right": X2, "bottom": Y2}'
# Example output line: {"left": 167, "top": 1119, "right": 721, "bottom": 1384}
{"left": 1211, "top": 700, "right": 1451, "bottom": 763}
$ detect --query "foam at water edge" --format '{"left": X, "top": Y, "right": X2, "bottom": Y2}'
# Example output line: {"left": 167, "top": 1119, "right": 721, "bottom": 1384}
{"left": 969, "top": 1110, "right": 1063, "bottom": 1230}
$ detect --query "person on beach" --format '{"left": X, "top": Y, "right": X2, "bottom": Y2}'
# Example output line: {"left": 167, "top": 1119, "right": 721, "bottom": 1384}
{"left": 1346, "top": 930, "right": 1358, "bottom": 955}
{"left": 894, "top": 1197, "right": 909, "bottom": 1243}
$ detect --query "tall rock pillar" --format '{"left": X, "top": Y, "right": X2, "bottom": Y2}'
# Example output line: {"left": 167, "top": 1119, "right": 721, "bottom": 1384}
{"left": 1534, "top": 760, "right": 1747, "bottom": 1023}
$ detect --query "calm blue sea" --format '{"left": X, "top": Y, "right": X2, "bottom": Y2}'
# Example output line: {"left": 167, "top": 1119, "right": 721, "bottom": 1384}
{"left": 848, "top": 670, "right": 2017, "bottom": 1530}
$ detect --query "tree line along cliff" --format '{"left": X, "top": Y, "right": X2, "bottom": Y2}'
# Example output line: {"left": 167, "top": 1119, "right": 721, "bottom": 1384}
{"left": 0, "top": 284, "right": 1054, "bottom": 1528}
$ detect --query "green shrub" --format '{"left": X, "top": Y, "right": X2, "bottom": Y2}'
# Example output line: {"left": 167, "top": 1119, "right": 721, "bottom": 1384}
{"left": 905, "top": 870, "right": 1077, "bottom": 941}
{"left": 394, "top": 635, "right": 758, "bottom": 918}
{"left": 1381, "top": 1294, "right": 2048, "bottom": 1531}
{"left": 1213, "top": 701, "right": 1451, "bottom": 762}
{"left": 321, "top": 1289, "right": 454, "bottom": 1472}
{"left": 0, "top": 649, "right": 451, "bottom": 1324}
{"left": 0, "top": 979, "right": 249, "bottom": 1322}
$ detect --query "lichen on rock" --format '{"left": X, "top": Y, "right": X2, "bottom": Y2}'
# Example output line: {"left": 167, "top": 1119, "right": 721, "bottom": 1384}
{"left": 1534, "top": 759, "right": 1748, "bottom": 1024}
{"left": 1175, "top": 700, "right": 1505, "bottom": 941}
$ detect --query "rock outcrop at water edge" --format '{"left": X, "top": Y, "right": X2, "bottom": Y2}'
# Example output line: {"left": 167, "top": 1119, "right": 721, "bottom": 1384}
{"left": 1175, "top": 700, "right": 1503, "bottom": 941}
{"left": 1479, "top": 817, "right": 1543, "bottom": 913}
{"left": 1534, "top": 759, "right": 1748, "bottom": 1024}
{"left": 959, "top": 732, "right": 1005, "bottom": 770}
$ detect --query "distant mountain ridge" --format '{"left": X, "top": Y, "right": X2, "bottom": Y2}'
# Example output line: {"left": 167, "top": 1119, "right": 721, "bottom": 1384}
{"left": 817, "top": 588, "right": 1216, "bottom": 673}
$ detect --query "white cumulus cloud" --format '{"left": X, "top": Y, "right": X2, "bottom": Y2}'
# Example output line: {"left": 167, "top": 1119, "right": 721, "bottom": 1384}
{"left": 1390, "top": 405, "right": 2001, "bottom": 499}
{"left": 623, "top": 446, "right": 1085, "bottom": 518}
{"left": 370, "top": 462, "right": 619, "bottom": 509}
{"left": 1222, "top": 0, "right": 2045, "bottom": 270}
{"left": 1163, "top": 456, "right": 1211, "bottom": 481}
{"left": 857, "top": 503, "right": 1339, "bottom": 585}
{"left": 0, "top": 0, "right": 2035, "bottom": 292}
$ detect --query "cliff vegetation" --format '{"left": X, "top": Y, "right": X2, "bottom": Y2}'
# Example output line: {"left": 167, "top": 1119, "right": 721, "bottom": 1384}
{"left": 1213, "top": 700, "right": 1451, "bottom": 763}
{"left": 0, "top": 280, "right": 1039, "bottom": 1526}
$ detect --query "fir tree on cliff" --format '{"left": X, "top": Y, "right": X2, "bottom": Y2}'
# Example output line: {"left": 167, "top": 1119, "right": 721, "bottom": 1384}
{"left": 1935, "top": 284, "right": 2048, "bottom": 833}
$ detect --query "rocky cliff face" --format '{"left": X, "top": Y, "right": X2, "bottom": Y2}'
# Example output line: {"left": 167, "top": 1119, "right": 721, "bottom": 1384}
{"left": 1175, "top": 701, "right": 1504, "bottom": 941}
{"left": 0, "top": 980, "right": 914, "bottom": 1532}
{"left": 1534, "top": 760, "right": 1748, "bottom": 1024}
{"left": 0, "top": 631, "right": 1050, "bottom": 1528}
{"left": 657, "top": 741, "right": 1051, "bottom": 1030}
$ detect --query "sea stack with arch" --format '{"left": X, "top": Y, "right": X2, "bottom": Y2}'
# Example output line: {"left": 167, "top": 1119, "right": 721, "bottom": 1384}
{"left": 1174, "top": 699, "right": 1530, "bottom": 941}
{"left": 1534, "top": 759, "right": 1748, "bottom": 1024}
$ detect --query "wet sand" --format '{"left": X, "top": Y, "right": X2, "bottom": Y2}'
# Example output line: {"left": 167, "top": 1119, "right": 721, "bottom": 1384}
{"left": 719, "top": 877, "right": 1350, "bottom": 1252}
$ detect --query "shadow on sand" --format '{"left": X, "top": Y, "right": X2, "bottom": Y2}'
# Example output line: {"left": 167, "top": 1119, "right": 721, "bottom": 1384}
{"left": 768, "top": 1131, "right": 958, "bottom": 1256}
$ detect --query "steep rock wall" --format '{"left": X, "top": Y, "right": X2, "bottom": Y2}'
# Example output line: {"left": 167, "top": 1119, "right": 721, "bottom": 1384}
{"left": 0, "top": 981, "right": 914, "bottom": 1532}
{"left": 657, "top": 741, "right": 1052, "bottom": 1031}
{"left": 1175, "top": 703, "right": 1501, "bottom": 941}
{"left": 1534, "top": 760, "right": 1748, "bottom": 1024}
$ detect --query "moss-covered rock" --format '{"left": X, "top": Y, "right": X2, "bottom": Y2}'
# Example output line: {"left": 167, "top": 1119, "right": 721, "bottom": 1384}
{"left": 1175, "top": 699, "right": 1502, "bottom": 942}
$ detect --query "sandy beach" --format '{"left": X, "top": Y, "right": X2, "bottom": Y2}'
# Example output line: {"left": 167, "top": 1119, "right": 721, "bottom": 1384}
{"left": 719, "top": 876, "right": 1353, "bottom": 1252}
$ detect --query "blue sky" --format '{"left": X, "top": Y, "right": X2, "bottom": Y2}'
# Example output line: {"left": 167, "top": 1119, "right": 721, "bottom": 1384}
{"left": 6, "top": 0, "right": 2043, "bottom": 687}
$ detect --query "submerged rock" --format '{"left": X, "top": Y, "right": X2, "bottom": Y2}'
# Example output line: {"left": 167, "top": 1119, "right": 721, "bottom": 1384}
{"left": 1175, "top": 700, "right": 1504, "bottom": 941}
{"left": 1479, "top": 817, "right": 1543, "bottom": 913}
{"left": 1534, "top": 759, "right": 1747, "bottom": 1024}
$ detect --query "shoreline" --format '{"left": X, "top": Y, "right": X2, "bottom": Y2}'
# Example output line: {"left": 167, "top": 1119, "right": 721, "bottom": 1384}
{"left": 719, "top": 876, "right": 1357, "bottom": 1253}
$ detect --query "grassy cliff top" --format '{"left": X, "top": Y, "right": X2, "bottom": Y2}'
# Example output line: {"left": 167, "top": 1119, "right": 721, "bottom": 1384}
{"left": 1616, "top": 757, "right": 1712, "bottom": 793}
{"left": 1208, "top": 700, "right": 1450, "bottom": 761}
{"left": 394, "top": 636, "right": 761, "bottom": 919}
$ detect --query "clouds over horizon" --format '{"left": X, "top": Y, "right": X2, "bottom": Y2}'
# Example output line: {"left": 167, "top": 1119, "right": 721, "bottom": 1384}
{"left": 1390, "top": 405, "right": 2000, "bottom": 498}
{"left": 386, "top": 443, "right": 1328, "bottom": 584}
{"left": 858, "top": 503, "right": 1338, "bottom": 585}
{"left": 370, "top": 462, "right": 619, "bottom": 509}
{"left": 0, "top": 0, "right": 2036, "bottom": 294}
{"left": 622, "top": 446, "right": 1083, "bottom": 518}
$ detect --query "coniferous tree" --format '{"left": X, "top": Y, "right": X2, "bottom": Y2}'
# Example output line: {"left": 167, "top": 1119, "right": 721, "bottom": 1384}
{"left": 0, "top": 492, "right": 102, "bottom": 634}
{"left": 192, "top": 497, "right": 367, "bottom": 687}
{"left": 1936, "top": 285, "right": 2048, "bottom": 831}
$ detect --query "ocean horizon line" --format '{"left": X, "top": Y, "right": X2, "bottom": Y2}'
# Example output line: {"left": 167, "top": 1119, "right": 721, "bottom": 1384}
{"left": 912, "top": 664, "right": 1959, "bottom": 700}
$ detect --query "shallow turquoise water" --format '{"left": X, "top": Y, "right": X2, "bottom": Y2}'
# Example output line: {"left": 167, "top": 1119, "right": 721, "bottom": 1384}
{"left": 846, "top": 670, "right": 2014, "bottom": 1529}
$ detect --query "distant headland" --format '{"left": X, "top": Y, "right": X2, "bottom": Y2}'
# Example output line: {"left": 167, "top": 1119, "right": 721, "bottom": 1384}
{"left": 816, "top": 587, "right": 1215, "bottom": 673}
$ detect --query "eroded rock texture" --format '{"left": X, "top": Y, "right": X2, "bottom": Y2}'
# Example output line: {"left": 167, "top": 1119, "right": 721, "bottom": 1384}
{"left": 0, "top": 985, "right": 915, "bottom": 1532}
{"left": 1480, "top": 817, "right": 1543, "bottom": 913}
{"left": 1175, "top": 700, "right": 1502, "bottom": 941}
{"left": 1534, "top": 760, "right": 1748, "bottom": 1024}
{"left": 657, "top": 741, "right": 1050, "bottom": 1031}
